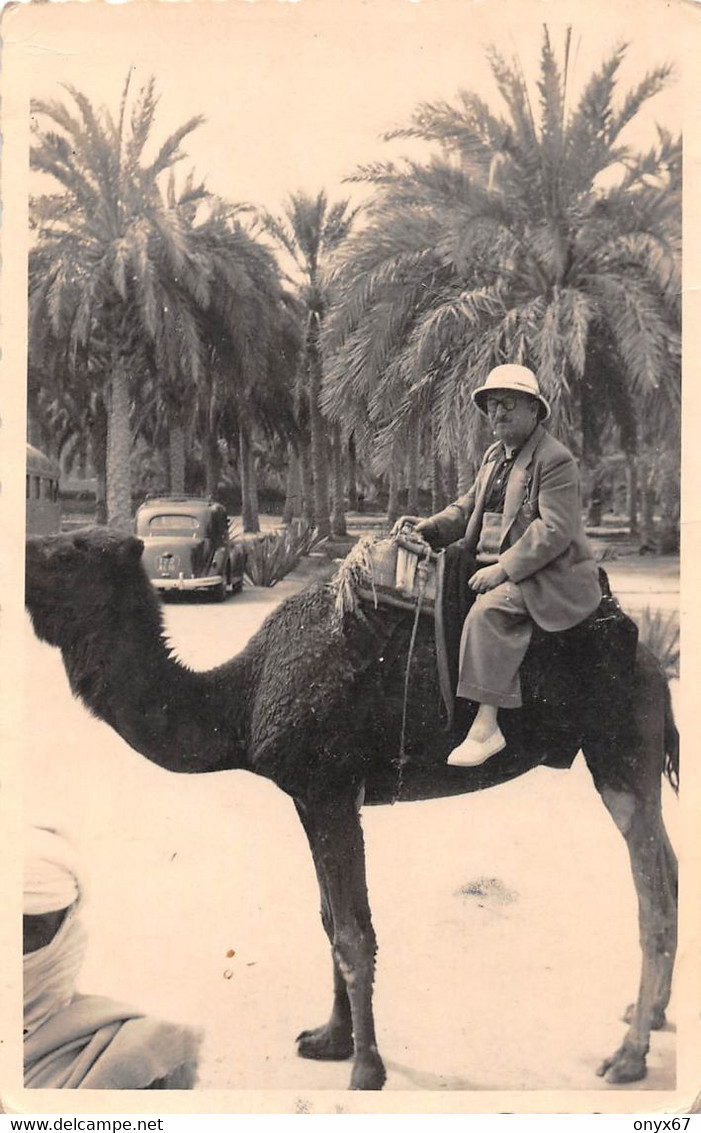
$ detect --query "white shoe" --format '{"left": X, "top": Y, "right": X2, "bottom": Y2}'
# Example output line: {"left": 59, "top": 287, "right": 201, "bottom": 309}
{"left": 447, "top": 727, "right": 506, "bottom": 768}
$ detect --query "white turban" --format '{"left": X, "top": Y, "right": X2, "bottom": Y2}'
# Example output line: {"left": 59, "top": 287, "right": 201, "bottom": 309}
{"left": 23, "top": 826, "right": 87, "bottom": 1036}
{"left": 23, "top": 826, "right": 82, "bottom": 916}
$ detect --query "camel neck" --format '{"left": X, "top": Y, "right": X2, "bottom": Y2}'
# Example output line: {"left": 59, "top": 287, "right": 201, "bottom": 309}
{"left": 61, "top": 604, "right": 250, "bottom": 775}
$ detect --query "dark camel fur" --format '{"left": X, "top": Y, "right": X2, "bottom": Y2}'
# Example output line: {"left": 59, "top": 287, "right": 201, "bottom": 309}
{"left": 25, "top": 528, "right": 678, "bottom": 1091}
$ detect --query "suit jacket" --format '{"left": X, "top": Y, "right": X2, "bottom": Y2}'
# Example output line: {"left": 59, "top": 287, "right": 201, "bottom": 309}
{"left": 423, "top": 424, "right": 602, "bottom": 632}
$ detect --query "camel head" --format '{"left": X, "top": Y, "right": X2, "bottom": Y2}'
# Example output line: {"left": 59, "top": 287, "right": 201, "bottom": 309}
{"left": 25, "top": 528, "right": 151, "bottom": 649}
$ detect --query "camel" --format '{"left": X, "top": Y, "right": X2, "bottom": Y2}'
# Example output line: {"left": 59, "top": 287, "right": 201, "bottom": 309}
{"left": 24, "top": 526, "right": 678, "bottom": 1091}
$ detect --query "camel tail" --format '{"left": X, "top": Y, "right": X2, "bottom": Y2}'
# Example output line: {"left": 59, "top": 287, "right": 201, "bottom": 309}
{"left": 633, "top": 608, "right": 679, "bottom": 794}
{"left": 663, "top": 678, "right": 679, "bottom": 794}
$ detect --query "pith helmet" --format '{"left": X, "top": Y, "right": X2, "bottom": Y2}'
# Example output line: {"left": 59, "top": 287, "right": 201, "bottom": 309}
{"left": 472, "top": 364, "right": 551, "bottom": 422}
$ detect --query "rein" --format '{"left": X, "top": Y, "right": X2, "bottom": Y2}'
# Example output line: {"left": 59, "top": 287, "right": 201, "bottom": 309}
{"left": 394, "top": 545, "right": 433, "bottom": 803}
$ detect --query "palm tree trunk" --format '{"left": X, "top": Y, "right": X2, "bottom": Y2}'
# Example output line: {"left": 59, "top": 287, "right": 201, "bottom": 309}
{"left": 445, "top": 453, "right": 458, "bottom": 503}
{"left": 204, "top": 434, "right": 220, "bottom": 498}
{"left": 283, "top": 447, "right": 302, "bottom": 523}
{"left": 457, "top": 450, "right": 472, "bottom": 495}
{"left": 387, "top": 458, "right": 400, "bottom": 526}
{"left": 239, "top": 423, "right": 260, "bottom": 533}
{"left": 586, "top": 464, "right": 605, "bottom": 527}
{"left": 169, "top": 424, "right": 186, "bottom": 495}
{"left": 249, "top": 450, "right": 260, "bottom": 524}
{"left": 431, "top": 427, "right": 444, "bottom": 512}
{"left": 641, "top": 481, "right": 656, "bottom": 547}
{"left": 93, "top": 395, "right": 108, "bottom": 526}
{"left": 406, "top": 428, "right": 420, "bottom": 514}
{"left": 626, "top": 454, "right": 639, "bottom": 537}
{"left": 347, "top": 433, "right": 358, "bottom": 511}
{"left": 308, "top": 334, "right": 331, "bottom": 539}
{"left": 106, "top": 359, "right": 133, "bottom": 529}
{"left": 299, "top": 438, "right": 314, "bottom": 526}
{"left": 658, "top": 479, "right": 680, "bottom": 553}
{"left": 456, "top": 419, "right": 472, "bottom": 494}
{"left": 26, "top": 385, "right": 43, "bottom": 450}
{"left": 331, "top": 423, "right": 347, "bottom": 536}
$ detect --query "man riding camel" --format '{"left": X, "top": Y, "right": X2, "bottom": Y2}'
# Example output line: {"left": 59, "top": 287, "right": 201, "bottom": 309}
{"left": 397, "top": 363, "right": 602, "bottom": 769}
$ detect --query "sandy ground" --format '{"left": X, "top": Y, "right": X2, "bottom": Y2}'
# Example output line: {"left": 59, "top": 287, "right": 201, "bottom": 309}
{"left": 20, "top": 553, "right": 679, "bottom": 1097}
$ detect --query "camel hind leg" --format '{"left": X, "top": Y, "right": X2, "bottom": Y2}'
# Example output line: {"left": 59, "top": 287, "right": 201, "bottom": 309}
{"left": 584, "top": 651, "right": 677, "bottom": 1083}
{"left": 620, "top": 817, "right": 678, "bottom": 1032}
{"left": 294, "top": 792, "right": 386, "bottom": 1091}
{"left": 593, "top": 787, "right": 677, "bottom": 1082}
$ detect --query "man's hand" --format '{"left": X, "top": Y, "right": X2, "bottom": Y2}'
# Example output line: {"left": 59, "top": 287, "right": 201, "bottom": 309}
{"left": 390, "top": 515, "right": 422, "bottom": 537}
{"left": 468, "top": 564, "right": 508, "bottom": 593}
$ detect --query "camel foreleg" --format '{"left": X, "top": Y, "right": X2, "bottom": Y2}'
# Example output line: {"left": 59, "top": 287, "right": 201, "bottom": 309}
{"left": 595, "top": 787, "right": 677, "bottom": 1084}
{"left": 294, "top": 800, "right": 353, "bottom": 1061}
{"left": 294, "top": 793, "right": 386, "bottom": 1091}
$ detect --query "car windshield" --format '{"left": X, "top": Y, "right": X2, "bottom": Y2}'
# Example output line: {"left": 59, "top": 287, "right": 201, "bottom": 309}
{"left": 146, "top": 514, "right": 201, "bottom": 537}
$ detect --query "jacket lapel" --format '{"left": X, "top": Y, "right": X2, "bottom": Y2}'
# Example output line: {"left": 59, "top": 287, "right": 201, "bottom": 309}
{"left": 501, "top": 424, "right": 543, "bottom": 545}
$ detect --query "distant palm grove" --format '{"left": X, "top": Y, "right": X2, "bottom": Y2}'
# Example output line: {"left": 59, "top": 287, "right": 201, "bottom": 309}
{"left": 28, "top": 31, "right": 680, "bottom": 548}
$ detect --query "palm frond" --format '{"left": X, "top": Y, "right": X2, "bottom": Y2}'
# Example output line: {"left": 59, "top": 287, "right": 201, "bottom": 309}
{"left": 125, "top": 76, "right": 158, "bottom": 169}
{"left": 486, "top": 45, "right": 539, "bottom": 163}
{"left": 146, "top": 115, "right": 206, "bottom": 179}
{"left": 589, "top": 272, "right": 679, "bottom": 405}
{"left": 610, "top": 64, "right": 675, "bottom": 142}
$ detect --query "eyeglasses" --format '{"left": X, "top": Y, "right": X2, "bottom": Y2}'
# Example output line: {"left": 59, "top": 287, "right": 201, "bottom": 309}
{"left": 485, "top": 395, "right": 519, "bottom": 414}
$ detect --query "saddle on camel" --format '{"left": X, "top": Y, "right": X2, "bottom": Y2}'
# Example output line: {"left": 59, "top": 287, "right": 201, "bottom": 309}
{"left": 337, "top": 362, "right": 642, "bottom": 787}
{"left": 335, "top": 525, "right": 640, "bottom": 788}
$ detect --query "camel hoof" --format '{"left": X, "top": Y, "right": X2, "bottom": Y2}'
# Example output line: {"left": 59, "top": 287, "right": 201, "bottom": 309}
{"left": 621, "top": 1003, "right": 667, "bottom": 1030}
{"left": 296, "top": 1025, "right": 353, "bottom": 1062}
{"left": 349, "top": 1052, "right": 386, "bottom": 1091}
{"left": 597, "top": 1045, "right": 647, "bottom": 1084}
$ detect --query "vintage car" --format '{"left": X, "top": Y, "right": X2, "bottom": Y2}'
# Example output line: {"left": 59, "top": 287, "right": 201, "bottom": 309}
{"left": 135, "top": 496, "right": 245, "bottom": 600}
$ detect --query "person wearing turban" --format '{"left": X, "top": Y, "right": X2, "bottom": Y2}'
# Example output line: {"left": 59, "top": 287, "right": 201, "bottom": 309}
{"left": 23, "top": 826, "right": 202, "bottom": 1089}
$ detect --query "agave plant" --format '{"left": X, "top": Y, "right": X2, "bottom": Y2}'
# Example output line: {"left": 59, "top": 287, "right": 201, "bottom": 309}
{"left": 243, "top": 519, "right": 320, "bottom": 588}
{"left": 633, "top": 606, "right": 679, "bottom": 680}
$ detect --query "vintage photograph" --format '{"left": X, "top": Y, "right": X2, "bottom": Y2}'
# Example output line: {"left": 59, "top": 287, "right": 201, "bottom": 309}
{"left": 2, "top": 0, "right": 694, "bottom": 1114}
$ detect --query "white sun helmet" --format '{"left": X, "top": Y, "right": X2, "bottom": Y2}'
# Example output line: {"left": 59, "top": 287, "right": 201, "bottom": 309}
{"left": 472, "top": 364, "right": 551, "bottom": 421}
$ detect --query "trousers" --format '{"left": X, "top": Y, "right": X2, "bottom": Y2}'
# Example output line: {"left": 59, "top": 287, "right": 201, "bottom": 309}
{"left": 456, "top": 580, "right": 533, "bottom": 708}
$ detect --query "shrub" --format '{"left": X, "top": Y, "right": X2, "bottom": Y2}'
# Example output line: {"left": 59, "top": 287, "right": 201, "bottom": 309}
{"left": 243, "top": 520, "right": 320, "bottom": 587}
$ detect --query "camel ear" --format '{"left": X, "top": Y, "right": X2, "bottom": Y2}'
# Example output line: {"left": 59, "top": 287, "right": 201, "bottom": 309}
{"left": 119, "top": 536, "right": 144, "bottom": 562}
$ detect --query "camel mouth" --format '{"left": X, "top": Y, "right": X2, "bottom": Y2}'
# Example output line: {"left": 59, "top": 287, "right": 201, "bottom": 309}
{"left": 25, "top": 537, "right": 50, "bottom": 589}
{"left": 24, "top": 534, "right": 77, "bottom": 626}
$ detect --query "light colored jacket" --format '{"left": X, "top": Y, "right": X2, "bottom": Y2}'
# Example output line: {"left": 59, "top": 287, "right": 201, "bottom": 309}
{"left": 423, "top": 424, "right": 602, "bottom": 632}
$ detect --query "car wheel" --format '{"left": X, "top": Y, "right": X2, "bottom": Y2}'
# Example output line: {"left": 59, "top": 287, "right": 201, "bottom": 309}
{"left": 210, "top": 578, "right": 227, "bottom": 602}
{"left": 211, "top": 561, "right": 230, "bottom": 603}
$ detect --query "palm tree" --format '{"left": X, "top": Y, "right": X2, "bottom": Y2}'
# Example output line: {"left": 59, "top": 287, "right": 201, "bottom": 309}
{"left": 29, "top": 73, "right": 212, "bottom": 527}
{"left": 190, "top": 206, "right": 301, "bottom": 529}
{"left": 28, "top": 347, "right": 111, "bottom": 524}
{"left": 323, "top": 31, "right": 680, "bottom": 528}
{"left": 262, "top": 191, "right": 359, "bottom": 538}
